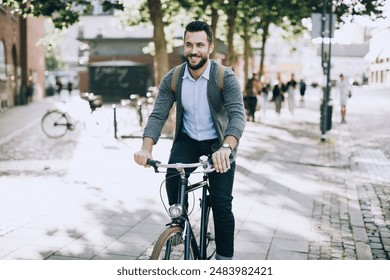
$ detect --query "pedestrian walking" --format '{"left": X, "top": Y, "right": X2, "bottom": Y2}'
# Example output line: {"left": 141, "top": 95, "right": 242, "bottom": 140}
{"left": 55, "top": 76, "right": 63, "bottom": 96}
{"left": 271, "top": 73, "right": 285, "bottom": 115}
{"left": 133, "top": 20, "right": 246, "bottom": 260}
{"left": 299, "top": 78, "right": 306, "bottom": 104}
{"left": 244, "top": 76, "right": 259, "bottom": 122}
{"left": 67, "top": 80, "right": 73, "bottom": 96}
{"left": 286, "top": 73, "right": 297, "bottom": 114}
{"left": 260, "top": 76, "right": 271, "bottom": 118}
{"left": 337, "top": 73, "right": 352, "bottom": 124}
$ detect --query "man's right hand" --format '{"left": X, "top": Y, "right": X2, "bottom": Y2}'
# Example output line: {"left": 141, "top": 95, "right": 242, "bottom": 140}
{"left": 133, "top": 137, "right": 154, "bottom": 167}
{"left": 133, "top": 149, "right": 152, "bottom": 167}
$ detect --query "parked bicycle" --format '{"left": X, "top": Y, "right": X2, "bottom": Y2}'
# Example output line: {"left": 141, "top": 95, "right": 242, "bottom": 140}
{"left": 41, "top": 93, "right": 109, "bottom": 138}
{"left": 147, "top": 155, "right": 216, "bottom": 260}
{"left": 120, "top": 87, "right": 156, "bottom": 128}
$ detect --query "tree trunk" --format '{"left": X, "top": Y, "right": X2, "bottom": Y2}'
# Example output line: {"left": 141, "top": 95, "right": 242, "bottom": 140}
{"left": 210, "top": 5, "right": 219, "bottom": 60}
{"left": 259, "top": 21, "right": 270, "bottom": 78}
{"left": 226, "top": 0, "right": 239, "bottom": 66}
{"left": 243, "top": 19, "right": 250, "bottom": 88}
{"left": 148, "top": 0, "right": 169, "bottom": 85}
{"left": 148, "top": 0, "right": 174, "bottom": 137}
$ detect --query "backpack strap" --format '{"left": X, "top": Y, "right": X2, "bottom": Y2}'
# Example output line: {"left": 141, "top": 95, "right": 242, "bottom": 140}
{"left": 217, "top": 64, "right": 226, "bottom": 93}
{"left": 171, "top": 63, "right": 185, "bottom": 93}
{"left": 171, "top": 62, "right": 226, "bottom": 93}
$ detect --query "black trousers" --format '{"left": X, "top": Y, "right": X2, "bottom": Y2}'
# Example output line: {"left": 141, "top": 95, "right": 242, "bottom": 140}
{"left": 165, "top": 133, "right": 236, "bottom": 258}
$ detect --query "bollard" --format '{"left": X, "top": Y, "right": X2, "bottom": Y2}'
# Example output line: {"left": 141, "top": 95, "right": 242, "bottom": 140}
{"left": 112, "top": 104, "right": 117, "bottom": 139}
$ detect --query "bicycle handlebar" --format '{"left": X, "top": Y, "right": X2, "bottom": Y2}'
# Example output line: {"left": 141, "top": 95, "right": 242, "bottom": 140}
{"left": 146, "top": 156, "right": 214, "bottom": 173}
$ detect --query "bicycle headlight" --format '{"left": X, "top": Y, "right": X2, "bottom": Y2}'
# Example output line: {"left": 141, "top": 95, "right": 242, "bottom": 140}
{"left": 168, "top": 204, "right": 183, "bottom": 218}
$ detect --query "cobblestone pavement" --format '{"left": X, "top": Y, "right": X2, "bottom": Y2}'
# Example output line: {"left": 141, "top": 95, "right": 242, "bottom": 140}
{"left": 0, "top": 87, "right": 389, "bottom": 260}
{"left": 341, "top": 89, "right": 390, "bottom": 260}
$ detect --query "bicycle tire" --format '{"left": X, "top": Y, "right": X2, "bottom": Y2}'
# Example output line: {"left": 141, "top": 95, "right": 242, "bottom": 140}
{"left": 41, "top": 110, "right": 70, "bottom": 138}
{"left": 84, "top": 110, "right": 109, "bottom": 137}
{"left": 205, "top": 205, "right": 216, "bottom": 260}
{"left": 150, "top": 226, "right": 194, "bottom": 260}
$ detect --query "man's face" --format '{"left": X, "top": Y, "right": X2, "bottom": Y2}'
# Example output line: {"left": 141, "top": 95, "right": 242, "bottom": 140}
{"left": 184, "top": 31, "right": 214, "bottom": 70}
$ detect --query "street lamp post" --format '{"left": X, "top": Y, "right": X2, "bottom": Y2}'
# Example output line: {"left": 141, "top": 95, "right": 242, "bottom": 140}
{"left": 320, "top": 0, "right": 334, "bottom": 142}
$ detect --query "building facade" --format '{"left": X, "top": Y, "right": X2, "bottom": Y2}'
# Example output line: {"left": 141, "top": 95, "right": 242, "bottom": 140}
{"left": 365, "top": 23, "right": 390, "bottom": 87}
{"left": 0, "top": 6, "right": 45, "bottom": 109}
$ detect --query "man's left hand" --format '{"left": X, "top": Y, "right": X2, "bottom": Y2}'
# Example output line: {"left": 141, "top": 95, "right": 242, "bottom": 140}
{"left": 212, "top": 148, "right": 231, "bottom": 173}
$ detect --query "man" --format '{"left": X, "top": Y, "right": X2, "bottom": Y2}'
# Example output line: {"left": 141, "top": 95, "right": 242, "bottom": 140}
{"left": 133, "top": 20, "right": 246, "bottom": 260}
{"left": 337, "top": 73, "right": 351, "bottom": 124}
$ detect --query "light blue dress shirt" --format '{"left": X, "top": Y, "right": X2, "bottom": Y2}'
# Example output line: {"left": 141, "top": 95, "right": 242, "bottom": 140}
{"left": 181, "top": 62, "right": 218, "bottom": 141}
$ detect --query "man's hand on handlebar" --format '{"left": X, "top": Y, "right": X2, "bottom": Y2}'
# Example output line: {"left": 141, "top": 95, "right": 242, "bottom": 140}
{"left": 134, "top": 148, "right": 153, "bottom": 167}
{"left": 134, "top": 137, "right": 154, "bottom": 167}
{"left": 212, "top": 147, "right": 231, "bottom": 173}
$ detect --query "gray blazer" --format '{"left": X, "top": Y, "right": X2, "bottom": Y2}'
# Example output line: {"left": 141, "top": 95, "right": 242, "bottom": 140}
{"left": 143, "top": 60, "right": 246, "bottom": 160}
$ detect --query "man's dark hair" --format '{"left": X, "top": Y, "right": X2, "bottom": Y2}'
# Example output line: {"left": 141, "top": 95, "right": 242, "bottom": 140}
{"left": 184, "top": 20, "right": 213, "bottom": 45}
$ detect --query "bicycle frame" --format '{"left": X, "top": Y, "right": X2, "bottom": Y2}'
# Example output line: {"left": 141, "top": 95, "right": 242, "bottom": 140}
{"left": 148, "top": 157, "right": 215, "bottom": 260}
{"left": 175, "top": 174, "right": 210, "bottom": 259}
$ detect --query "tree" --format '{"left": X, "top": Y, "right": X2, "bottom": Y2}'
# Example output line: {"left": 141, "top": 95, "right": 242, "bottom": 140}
{"left": 1, "top": 0, "right": 124, "bottom": 29}
{"left": 251, "top": 0, "right": 386, "bottom": 77}
{"left": 3, "top": 0, "right": 385, "bottom": 84}
{"left": 224, "top": 0, "right": 240, "bottom": 67}
{"left": 235, "top": 0, "right": 261, "bottom": 85}
{"left": 147, "top": 0, "right": 169, "bottom": 85}
{"left": 121, "top": 0, "right": 187, "bottom": 85}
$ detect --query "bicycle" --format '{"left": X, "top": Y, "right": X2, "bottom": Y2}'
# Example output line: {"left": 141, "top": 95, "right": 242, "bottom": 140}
{"left": 146, "top": 155, "right": 216, "bottom": 260}
{"left": 41, "top": 93, "right": 110, "bottom": 138}
{"left": 120, "top": 87, "right": 156, "bottom": 128}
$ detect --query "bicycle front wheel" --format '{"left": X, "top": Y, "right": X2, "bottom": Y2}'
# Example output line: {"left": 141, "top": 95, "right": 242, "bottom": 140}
{"left": 84, "top": 110, "right": 109, "bottom": 137}
{"left": 41, "top": 110, "right": 70, "bottom": 138}
{"left": 150, "top": 226, "right": 194, "bottom": 260}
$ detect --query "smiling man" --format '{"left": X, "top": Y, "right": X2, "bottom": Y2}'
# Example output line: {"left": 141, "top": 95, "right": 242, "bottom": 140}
{"left": 134, "top": 20, "right": 246, "bottom": 260}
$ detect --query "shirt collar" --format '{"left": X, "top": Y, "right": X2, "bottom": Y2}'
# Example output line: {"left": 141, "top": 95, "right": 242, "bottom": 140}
{"left": 183, "top": 60, "right": 211, "bottom": 81}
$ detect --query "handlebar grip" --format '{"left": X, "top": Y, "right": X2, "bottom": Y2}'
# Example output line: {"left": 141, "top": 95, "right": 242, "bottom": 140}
{"left": 146, "top": 159, "right": 155, "bottom": 166}
{"left": 146, "top": 159, "right": 160, "bottom": 173}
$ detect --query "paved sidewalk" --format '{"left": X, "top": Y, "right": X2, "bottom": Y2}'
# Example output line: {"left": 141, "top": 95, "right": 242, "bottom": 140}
{"left": 0, "top": 88, "right": 389, "bottom": 260}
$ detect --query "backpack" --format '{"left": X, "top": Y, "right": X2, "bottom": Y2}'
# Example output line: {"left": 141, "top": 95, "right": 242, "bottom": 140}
{"left": 170, "top": 62, "right": 226, "bottom": 93}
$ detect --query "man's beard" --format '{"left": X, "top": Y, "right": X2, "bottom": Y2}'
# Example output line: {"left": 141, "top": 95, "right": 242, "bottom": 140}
{"left": 186, "top": 55, "right": 208, "bottom": 70}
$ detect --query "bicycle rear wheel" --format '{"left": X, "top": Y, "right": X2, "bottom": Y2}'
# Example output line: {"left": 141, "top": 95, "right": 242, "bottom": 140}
{"left": 41, "top": 110, "right": 70, "bottom": 138}
{"left": 84, "top": 110, "right": 109, "bottom": 137}
{"left": 150, "top": 226, "right": 194, "bottom": 260}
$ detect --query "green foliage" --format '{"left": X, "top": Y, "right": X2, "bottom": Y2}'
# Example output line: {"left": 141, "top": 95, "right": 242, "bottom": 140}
{"left": 45, "top": 51, "right": 60, "bottom": 71}
{"left": 1, "top": 0, "right": 124, "bottom": 29}
{"left": 2, "top": 0, "right": 385, "bottom": 75}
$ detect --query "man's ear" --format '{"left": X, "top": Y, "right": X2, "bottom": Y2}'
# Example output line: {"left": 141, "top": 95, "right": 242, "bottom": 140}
{"left": 209, "top": 43, "right": 215, "bottom": 55}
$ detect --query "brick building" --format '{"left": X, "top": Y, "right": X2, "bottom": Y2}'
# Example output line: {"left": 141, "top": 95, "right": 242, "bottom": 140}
{"left": 0, "top": 6, "right": 45, "bottom": 109}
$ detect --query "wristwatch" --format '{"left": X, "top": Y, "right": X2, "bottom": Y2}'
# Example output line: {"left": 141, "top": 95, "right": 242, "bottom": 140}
{"left": 222, "top": 143, "right": 232, "bottom": 152}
